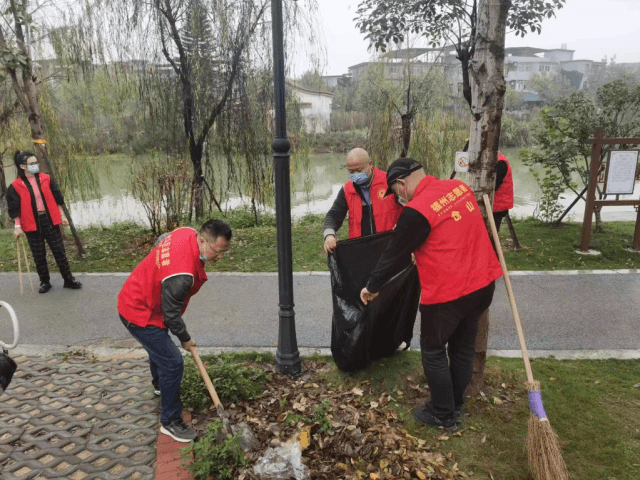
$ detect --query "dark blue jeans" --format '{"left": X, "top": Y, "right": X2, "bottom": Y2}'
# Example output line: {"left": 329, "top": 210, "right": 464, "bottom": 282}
{"left": 419, "top": 282, "right": 496, "bottom": 420}
{"left": 119, "top": 314, "right": 183, "bottom": 425}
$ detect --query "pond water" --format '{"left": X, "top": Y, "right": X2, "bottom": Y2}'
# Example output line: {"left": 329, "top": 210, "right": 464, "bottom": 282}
{"left": 4, "top": 148, "right": 639, "bottom": 227}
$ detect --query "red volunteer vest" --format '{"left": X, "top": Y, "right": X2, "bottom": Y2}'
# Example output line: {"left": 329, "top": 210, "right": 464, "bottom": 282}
{"left": 345, "top": 167, "right": 402, "bottom": 239}
{"left": 408, "top": 176, "right": 502, "bottom": 305}
{"left": 117, "top": 227, "right": 208, "bottom": 329}
{"left": 494, "top": 153, "right": 514, "bottom": 212}
{"left": 11, "top": 174, "right": 62, "bottom": 232}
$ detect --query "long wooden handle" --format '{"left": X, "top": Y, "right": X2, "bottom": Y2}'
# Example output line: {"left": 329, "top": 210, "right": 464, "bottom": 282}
{"left": 483, "top": 194, "right": 535, "bottom": 384}
{"left": 190, "top": 346, "right": 224, "bottom": 409}
{"left": 16, "top": 241, "right": 23, "bottom": 295}
{"left": 20, "top": 238, "right": 34, "bottom": 293}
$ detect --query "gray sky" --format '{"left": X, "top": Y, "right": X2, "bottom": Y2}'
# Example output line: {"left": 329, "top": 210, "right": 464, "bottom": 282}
{"left": 304, "top": 0, "right": 640, "bottom": 76}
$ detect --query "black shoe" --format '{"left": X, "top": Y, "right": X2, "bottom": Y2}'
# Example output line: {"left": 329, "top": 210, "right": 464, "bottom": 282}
{"left": 152, "top": 383, "right": 161, "bottom": 397}
{"left": 39, "top": 282, "right": 52, "bottom": 294}
{"left": 423, "top": 402, "right": 463, "bottom": 425}
{"left": 63, "top": 277, "right": 82, "bottom": 289}
{"left": 160, "top": 418, "right": 197, "bottom": 442}
{"left": 413, "top": 406, "right": 458, "bottom": 431}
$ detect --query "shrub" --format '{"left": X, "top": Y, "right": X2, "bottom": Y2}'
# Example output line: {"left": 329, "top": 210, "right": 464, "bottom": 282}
{"left": 182, "top": 419, "right": 247, "bottom": 480}
{"left": 181, "top": 354, "right": 269, "bottom": 411}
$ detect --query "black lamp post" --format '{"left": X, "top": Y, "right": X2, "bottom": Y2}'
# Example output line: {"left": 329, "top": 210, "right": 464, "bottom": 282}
{"left": 271, "top": 0, "right": 301, "bottom": 376}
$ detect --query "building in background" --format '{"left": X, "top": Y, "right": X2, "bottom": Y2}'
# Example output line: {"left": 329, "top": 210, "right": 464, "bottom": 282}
{"left": 346, "top": 44, "right": 606, "bottom": 107}
{"left": 287, "top": 82, "right": 334, "bottom": 134}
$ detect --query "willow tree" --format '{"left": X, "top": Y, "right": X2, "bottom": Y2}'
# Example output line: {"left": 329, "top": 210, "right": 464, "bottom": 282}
{"left": 356, "top": 0, "right": 565, "bottom": 393}
{"left": 107, "top": 0, "right": 320, "bottom": 219}
{"left": 0, "top": 0, "right": 86, "bottom": 254}
{"left": 355, "top": 49, "right": 453, "bottom": 169}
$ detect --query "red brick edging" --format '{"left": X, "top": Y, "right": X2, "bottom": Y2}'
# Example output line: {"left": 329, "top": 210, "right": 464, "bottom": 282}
{"left": 155, "top": 411, "right": 194, "bottom": 480}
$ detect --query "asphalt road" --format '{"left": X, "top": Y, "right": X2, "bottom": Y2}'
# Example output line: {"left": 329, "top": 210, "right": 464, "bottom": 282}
{"left": 1, "top": 270, "right": 639, "bottom": 351}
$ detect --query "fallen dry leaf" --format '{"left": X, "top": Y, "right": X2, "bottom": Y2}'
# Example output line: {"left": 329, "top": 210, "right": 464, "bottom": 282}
{"left": 352, "top": 387, "right": 364, "bottom": 396}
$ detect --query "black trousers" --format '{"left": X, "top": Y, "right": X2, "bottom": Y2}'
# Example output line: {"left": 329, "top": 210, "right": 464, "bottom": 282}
{"left": 24, "top": 213, "right": 72, "bottom": 283}
{"left": 420, "top": 281, "right": 496, "bottom": 419}
{"left": 493, "top": 210, "right": 508, "bottom": 232}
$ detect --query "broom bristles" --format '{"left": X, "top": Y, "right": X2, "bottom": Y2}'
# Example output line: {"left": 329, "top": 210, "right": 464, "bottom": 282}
{"left": 526, "top": 381, "right": 568, "bottom": 480}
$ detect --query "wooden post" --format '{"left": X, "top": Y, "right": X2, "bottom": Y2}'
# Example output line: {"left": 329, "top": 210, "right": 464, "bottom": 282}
{"left": 580, "top": 128, "right": 604, "bottom": 252}
{"left": 633, "top": 205, "right": 640, "bottom": 251}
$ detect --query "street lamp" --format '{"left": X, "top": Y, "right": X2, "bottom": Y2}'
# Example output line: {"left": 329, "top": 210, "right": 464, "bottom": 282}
{"left": 271, "top": 0, "right": 301, "bottom": 377}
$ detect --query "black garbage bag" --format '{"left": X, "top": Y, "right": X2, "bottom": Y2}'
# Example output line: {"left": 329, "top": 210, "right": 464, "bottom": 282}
{"left": 0, "top": 351, "right": 17, "bottom": 396}
{"left": 329, "top": 231, "right": 421, "bottom": 373}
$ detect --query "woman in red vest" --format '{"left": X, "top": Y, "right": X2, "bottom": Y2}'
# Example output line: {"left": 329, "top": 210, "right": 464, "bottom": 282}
{"left": 493, "top": 152, "right": 514, "bottom": 231}
{"left": 7, "top": 151, "right": 82, "bottom": 293}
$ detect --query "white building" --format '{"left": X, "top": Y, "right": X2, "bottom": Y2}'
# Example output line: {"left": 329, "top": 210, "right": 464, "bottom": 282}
{"left": 504, "top": 45, "right": 603, "bottom": 92}
{"left": 287, "top": 82, "right": 333, "bottom": 134}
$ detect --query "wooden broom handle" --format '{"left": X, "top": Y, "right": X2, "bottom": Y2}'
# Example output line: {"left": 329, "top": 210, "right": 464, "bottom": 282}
{"left": 16, "top": 240, "right": 23, "bottom": 295}
{"left": 190, "top": 345, "right": 224, "bottom": 409}
{"left": 482, "top": 194, "right": 535, "bottom": 384}
{"left": 20, "top": 237, "right": 34, "bottom": 293}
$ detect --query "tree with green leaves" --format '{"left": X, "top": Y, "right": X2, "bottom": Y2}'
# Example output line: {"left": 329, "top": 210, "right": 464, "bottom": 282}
{"left": 356, "top": 0, "right": 565, "bottom": 109}
{"left": 529, "top": 72, "right": 575, "bottom": 106}
{"left": 355, "top": 55, "right": 452, "bottom": 165}
{"left": 522, "top": 78, "right": 640, "bottom": 227}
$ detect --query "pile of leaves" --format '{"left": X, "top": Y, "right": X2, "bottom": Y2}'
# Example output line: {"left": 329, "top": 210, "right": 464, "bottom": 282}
{"left": 186, "top": 357, "right": 471, "bottom": 480}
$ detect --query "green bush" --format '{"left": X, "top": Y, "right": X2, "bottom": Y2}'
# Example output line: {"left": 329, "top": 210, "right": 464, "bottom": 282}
{"left": 181, "top": 354, "right": 269, "bottom": 411}
{"left": 182, "top": 419, "right": 247, "bottom": 480}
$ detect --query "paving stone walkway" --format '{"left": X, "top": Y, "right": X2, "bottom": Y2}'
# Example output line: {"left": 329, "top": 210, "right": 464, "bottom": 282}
{"left": 0, "top": 355, "right": 159, "bottom": 479}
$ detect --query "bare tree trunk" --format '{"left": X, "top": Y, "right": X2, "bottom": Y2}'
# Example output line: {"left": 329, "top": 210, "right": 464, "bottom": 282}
{"left": 465, "top": 0, "right": 509, "bottom": 395}
{"left": 594, "top": 206, "right": 603, "bottom": 232}
{"left": 0, "top": 153, "right": 8, "bottom": 228}
{"left": 400, "top": 113, "right": 412, "bottom": 158}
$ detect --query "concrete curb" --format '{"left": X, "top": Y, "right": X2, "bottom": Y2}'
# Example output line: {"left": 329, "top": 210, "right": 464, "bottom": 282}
{"left": 2, "top": 269, "right": 640, "bottom": 277}
{"left": 8, "top": 344, "right": 640, "bottom": 360}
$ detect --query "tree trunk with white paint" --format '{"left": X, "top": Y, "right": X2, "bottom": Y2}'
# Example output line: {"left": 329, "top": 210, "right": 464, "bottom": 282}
{"left": 465, "top": 0, "right": 510, "bottom": 396}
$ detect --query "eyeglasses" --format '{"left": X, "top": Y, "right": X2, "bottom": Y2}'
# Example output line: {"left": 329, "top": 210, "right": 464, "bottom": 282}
{"left": 203, "top": 238, "right": 230, "bottom": 257}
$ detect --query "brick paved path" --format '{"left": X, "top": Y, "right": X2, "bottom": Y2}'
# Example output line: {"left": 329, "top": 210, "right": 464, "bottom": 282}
{"left": 0, "top": 355, "right": 158, "bottom": 479}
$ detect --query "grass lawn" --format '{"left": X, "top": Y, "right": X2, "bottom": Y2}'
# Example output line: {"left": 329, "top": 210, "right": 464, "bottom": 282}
{"left": 1, "top": 215, "right": 640, "bottom": 273}
{"left": 323, "top": 353, "right": 640, "bottom": 480}
{"left": 187, "top": 352, "right": 640, "bottom": 480}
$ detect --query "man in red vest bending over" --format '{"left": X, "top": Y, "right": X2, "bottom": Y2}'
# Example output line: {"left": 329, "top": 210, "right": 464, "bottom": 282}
{"left": 493, "top": 152, "right": 514, "bottom": 231}
{"left": 118, "top": 220, "right": 231, "bottom": 443}
{"left": 360, "top": 158, "right": 502, "bottom": 431}
{"left": 323, "top": 148, "right": 403, "bottom": 253}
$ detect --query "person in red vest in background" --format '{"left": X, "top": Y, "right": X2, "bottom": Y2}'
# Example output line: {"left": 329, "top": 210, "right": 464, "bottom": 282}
{"left": 7, "top": 151, "right": 82, "bottom": 293}
{"left": 323, "top": 148, "right": 403, "bottom": 253}
{"left": 493, "top": 152, "right": 514, "bottom": 231}
{"left": 359, "top": 158, "right": 502, "bottom": 431}
{"left": 118, "top": 220, "right": 231, "bottom": 443}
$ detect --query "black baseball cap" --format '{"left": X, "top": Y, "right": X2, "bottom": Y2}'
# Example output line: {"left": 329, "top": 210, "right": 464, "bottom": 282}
{"left": 385, "top": 158, "right": 424, "bottom": 196}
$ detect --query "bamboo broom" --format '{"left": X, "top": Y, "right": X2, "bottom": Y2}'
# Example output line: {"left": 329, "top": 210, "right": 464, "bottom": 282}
{"left": 482, "top": 194, "right": 568, "bottom": 480}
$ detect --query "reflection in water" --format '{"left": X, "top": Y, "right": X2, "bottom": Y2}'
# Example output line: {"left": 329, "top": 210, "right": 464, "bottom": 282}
{"left": 4, "top": 148, "right": 640, "bottom": 227}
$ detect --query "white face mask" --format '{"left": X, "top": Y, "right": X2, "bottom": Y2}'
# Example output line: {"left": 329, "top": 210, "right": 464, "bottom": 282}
{"left": 27, "top": 164, "right": 39, "bottom": 174}
{"left": 396, "top": 182, "right": 409, "bottom": 205}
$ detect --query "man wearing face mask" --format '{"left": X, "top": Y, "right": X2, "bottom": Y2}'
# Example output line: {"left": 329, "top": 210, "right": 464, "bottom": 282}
{"left": 323, "top": 148, "right": 403, "bottom": 253}
{"left": 360, "top": 158, "right": 502, "bottom": 431}
{"left": 117, "top": 220, "right": 232, "bottom": 443}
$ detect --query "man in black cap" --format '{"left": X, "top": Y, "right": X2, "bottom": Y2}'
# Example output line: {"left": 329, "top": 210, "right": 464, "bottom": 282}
{"left": 360, "top": 158, "right": 502, "bottom": 431}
